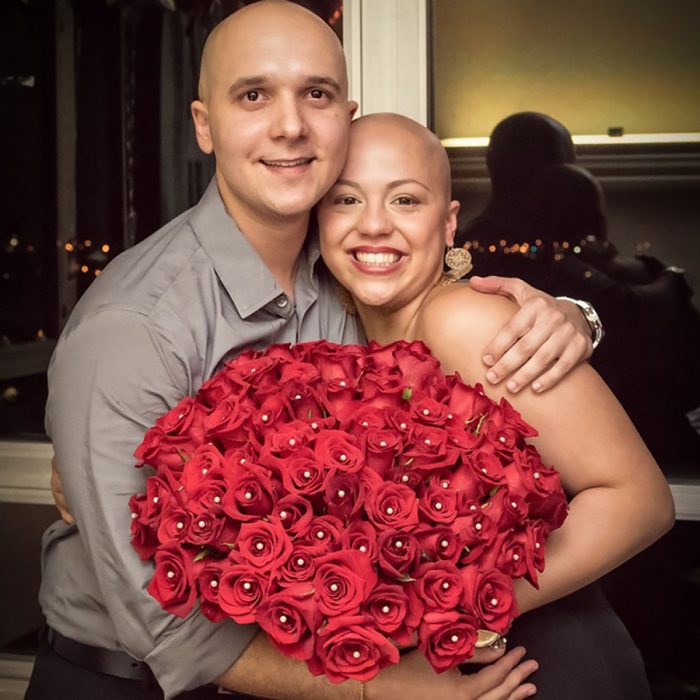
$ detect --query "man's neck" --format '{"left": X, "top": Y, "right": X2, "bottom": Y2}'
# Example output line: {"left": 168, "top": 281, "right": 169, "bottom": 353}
{"left": 218, "top": 191, "right": 309, "bottom": 299}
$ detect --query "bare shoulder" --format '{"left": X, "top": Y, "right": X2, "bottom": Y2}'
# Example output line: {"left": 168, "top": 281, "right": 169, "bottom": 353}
{"left": 415, "top": 282, "right": 517, "bottom": 358}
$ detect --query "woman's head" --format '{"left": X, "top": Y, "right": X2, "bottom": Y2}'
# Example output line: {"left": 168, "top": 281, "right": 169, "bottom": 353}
{"left": 318, "top": 113, "right": 459, "bottom": 314}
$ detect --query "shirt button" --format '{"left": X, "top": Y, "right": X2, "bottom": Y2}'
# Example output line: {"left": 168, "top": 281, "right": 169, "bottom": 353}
{"left": 275, "top": 294, "right": 289, "bottom": 308}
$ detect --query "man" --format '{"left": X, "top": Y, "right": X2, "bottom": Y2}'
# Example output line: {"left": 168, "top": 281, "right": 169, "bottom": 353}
{"left": 30, "top": 3, "right": 596, "bottom": 699}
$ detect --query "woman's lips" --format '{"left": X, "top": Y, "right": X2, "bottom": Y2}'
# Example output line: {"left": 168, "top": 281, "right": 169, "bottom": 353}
{"left": 350, "top": 248, "right": 404, "bottom": 273}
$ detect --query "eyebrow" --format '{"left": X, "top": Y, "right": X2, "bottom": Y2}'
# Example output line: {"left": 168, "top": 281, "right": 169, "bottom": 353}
{"left": 334, "top": 178, "right": 432, "bottom": 192}
{"left": 228, "top": 75, "right": 343, "bottom": 97}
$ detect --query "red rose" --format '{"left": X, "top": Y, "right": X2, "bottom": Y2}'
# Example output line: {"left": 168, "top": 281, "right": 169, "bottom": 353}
{"left": 314, "top": 550, "right": 377, "bottom": 616}
{"left": 309, "top": 614, "right": 400, "bottom": 683}
{"left": 391, "top": 340, "right": 445, "bottom": 395}
{"left": 308, "top": 341, "right": 364, "bottom": 385}
{"left": 401, "top": 425, "right": 458, "bottom": 471}
{"left": 278, "top": 360, "right": 320, "bottom": 385}
{"left": 358, "top": 368, "right": 406, "bottom": 408}
{"left": 264, "top": 420, "right": 315, "bottom": 457}
{"left": 413, "top": 560, "right": 464, "bottom": 611}
{"left": 280, "top": 379, "right": 327, "bottom": 422}
{"left": 203, "top": 396, "right": 251, "bottom": 450}
{"left": 147, "top": 545, "right": 197, "bottom": 617}
{"left": 251, "top": 394, "right": 290, "bottom": 436}
{"left": 364, "top": 582, "right": 423, "bottom": 647}
{"left": 461, "top": 567, "right": 518, "bottom": 635}
{"left": 270, "top": 494, "right": 314, "bottom": 539}
{"left": 180, "top": 444, "right": 225, "bottom": 496}
{"left": 156, "top": 504, "right": 191, "bottom": 546}
{"left": 419, "top": 484, "right": 458, "bottom": 524}
{"left": 280, "top": 452, "right": 334, "bottom": 496}
{"left": 129, "top": 494, "right": 159, "bottom": 560}
{"left": 336, "top": 403, "right": 386, "bottom": 433}
{"left": 377, "top": 530, "right": 421, "bottom": 580}
{"left": 195, "top": 560, "right": 229, "bottom": 623}
{"left": 365, "top": 482, "right": 419, "bottom": 530}
{"left": 363, "top": 428, "right": 404, "bottom": 477}
{"left": 302, "top": 515, "right": 344, "bottom": 552}
{"left": 414, "top": 524, "right": 462, "bottom": 564}
{"left": 493, "top": 527, "right": 537, "bottom": 584}
{"left": 411, "top": 392, "right": 452, "bottom": 427}
{"left": 453, "top": 510, "right": 498, "bottom": 565}
{"left": 481, "top": 487, "right": 528, "bottom": 529}
{"left": 341, "top": 520, "right": 378, "bottom": 561}
{"left": 185, "top": 508, "right": 236, "bottom": 549}
{"left": 466, "top": 448, "right": 507, "bottom": 489}
{"left": 324, "top": 472, "right": 363, "bottom": 520}
{"left": 156, "top": 396, "right": 207, "bottom": 445}
{"left": 134, "top": 426, "right": 189, "bottom": 473}
{"left": 256, "top": 584, "right": 320, "bottom": 662}
{"left": 222, "top": 462, "right": 276, "bottom": 522}
{"left": 278, "top": 544, "right": 319, "bottom": 586}
{"left": 236, "top": 521, "right": 292, "bottom": 573}
{"left": 218, "top": 562, "right": 272, "bottom": 624}
{"left": 418, "top": 610, "right": 478, "bottom": 672}
{"left": 314, "top": 431, "right": 364, "bottom": 474}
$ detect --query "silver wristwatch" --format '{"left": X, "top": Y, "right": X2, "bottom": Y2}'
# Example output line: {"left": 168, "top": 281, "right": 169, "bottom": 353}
{"left": 556, "top": 296, "right": 605, "bottom": 351}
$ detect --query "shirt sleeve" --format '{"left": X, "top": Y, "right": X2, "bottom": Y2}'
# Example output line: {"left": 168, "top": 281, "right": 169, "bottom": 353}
{"left": 45, "top": 308, "right": 258, "bottom": 698}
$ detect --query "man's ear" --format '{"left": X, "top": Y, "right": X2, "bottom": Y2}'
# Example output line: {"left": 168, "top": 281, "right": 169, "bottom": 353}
{"left": 348, "top": 100, "right": 359, "bottom": 120}
{"left": 191, "top": 100, "right": 213, "bottom": 155}
{"left": 445, "top": 199, "right": 461, "bottom": 246}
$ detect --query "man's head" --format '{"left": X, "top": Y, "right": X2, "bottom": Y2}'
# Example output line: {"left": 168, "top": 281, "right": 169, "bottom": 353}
{"left": 318, "top": 113, "right": 459, "bottom": 313}
{"left": 191, "top": 1, "right": 357, "bottom": 232}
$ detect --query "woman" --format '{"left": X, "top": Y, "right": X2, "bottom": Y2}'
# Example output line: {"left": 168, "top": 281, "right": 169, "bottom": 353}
{"left": 317, "top": 113, "right": 675, "bottom": 700}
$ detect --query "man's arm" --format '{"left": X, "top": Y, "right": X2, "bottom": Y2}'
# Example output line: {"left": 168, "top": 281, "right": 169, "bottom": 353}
{"left": 46, "top": 309, "right": 256, "bottom": 697}
{"left": 469, "top": 275, "right": 595, "bottom": 393}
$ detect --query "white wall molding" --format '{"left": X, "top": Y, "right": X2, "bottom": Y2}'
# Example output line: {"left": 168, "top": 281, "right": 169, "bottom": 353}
{"left": 344, "top": 0, "right": 428, "bottom": 124}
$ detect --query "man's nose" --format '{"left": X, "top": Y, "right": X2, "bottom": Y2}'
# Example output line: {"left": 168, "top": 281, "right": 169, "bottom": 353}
{"left": 270, "top": 95, "right": 308, "bottom": 140}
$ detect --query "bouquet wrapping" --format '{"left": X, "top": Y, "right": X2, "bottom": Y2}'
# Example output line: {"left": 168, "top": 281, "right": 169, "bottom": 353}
{"left": 130, "top": 340, "right": 568, "bottom": 682}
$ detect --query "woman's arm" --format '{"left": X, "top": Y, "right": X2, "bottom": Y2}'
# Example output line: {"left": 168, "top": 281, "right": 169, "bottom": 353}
{"left": 416, "top": 285, "right": 675, "bottom": 614}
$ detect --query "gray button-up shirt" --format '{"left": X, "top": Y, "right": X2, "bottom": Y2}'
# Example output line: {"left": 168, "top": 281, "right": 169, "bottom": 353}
{"left": 41, "top": 180, "right": 363, "bottom": 698}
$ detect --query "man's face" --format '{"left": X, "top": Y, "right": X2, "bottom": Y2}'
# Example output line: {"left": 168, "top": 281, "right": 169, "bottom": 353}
{"left": 192, "top": 6, "right": 357, "bottom": 231}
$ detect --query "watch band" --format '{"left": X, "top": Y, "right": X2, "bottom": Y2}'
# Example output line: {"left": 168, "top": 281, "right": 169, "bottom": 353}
{"left": 556, "top": 296, "right": 605, "bottom": 351}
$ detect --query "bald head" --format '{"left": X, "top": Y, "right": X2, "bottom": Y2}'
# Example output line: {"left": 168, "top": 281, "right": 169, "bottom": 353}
{"left": 198, "top": 1, "right": 348, "bottom": 103}
{"left": 348, "top": 113, "right": 453, "bottom": 201}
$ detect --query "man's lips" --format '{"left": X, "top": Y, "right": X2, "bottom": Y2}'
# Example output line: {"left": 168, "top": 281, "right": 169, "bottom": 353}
{"left": 260, "top": 157, "right": 315, "bottom": 169}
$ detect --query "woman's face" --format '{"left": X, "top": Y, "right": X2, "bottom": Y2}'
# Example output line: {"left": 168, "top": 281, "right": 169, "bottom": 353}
{"left": 317, "top": 118, "right": 459, "bottom": 314}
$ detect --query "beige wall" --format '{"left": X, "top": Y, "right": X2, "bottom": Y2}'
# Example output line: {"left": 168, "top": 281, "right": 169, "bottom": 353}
{"left": 432, "top": 0, "right": 700, "bottom": 138}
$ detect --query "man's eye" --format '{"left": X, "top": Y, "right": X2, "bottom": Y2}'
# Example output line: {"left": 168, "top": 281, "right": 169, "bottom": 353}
{"left": 244, "top": 90, "right": 260, "bottom": 102}
{"left": 309, "top": 89, "right": 326, "bottom": 100}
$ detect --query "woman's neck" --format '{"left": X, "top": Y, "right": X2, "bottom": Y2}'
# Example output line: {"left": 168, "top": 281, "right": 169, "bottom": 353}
{"left": 356, "top": 281, "right": 441, "bottom": 345}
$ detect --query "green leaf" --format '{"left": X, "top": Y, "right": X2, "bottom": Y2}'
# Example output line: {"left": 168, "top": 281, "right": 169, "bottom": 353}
{"left": 194, "top": 548, "right": 210, "bottom": 562}
{"left": 402, "top": 386, "right": 413, "bottom": 401}
{"left": 473, "top": 413, "right": 487, "bottom": 435}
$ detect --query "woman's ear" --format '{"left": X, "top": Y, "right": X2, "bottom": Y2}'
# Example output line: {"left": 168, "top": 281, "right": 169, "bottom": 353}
{"left": 445, "top": 199, "right": 461, "bottom": 246}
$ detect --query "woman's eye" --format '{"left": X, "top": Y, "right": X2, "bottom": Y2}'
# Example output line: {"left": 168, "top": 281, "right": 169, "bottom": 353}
{"left": 336, "top": 195, "right": 359, "bottom": 205}
{"left": 394, "top": 196, "right": 418, "bottom": 206}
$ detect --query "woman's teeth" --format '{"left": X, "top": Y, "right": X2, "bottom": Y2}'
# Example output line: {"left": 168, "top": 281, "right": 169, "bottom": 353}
{"left": 354, "top": 251, "right": 400, "bottom": 266}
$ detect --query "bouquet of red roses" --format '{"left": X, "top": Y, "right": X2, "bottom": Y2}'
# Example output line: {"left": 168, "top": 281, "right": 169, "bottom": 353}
{"left": 130, "top": 340, "right": 568, "bottom": 682}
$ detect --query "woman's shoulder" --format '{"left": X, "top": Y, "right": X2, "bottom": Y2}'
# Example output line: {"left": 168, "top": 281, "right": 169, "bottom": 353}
{"left": 416, "top": 281, "right": 517, "bottom": 348}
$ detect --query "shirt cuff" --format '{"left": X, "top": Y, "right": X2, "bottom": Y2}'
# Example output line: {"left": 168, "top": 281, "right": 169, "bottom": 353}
{"left": 145, "top": 613, "right": 258, "bottom": 699}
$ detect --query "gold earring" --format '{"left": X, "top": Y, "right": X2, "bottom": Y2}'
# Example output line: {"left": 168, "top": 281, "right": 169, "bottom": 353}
{"left": 441, "top": 246, "right": 473, "bottom": 285}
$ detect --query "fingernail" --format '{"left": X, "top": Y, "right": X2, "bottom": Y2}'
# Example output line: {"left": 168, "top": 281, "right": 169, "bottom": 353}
{"left": 486, "top": 370, "right": 497, "bottom": 383}
{"left": 483, "top": 354, "right": 494, "bottom": 366}
{"left": 532, "top": 381, "right": 542, "bottom": 393}
{"left": 506, "top": 380, "right": 518, "bottom": 393}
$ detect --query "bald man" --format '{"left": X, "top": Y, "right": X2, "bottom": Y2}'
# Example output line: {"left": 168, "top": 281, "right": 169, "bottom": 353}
{"left": 30, "top": 3, "right": 593, "bottom": 699}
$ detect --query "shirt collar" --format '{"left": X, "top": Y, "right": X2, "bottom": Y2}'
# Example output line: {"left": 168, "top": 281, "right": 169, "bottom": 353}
{"left": 189, "top": 179, "right": 320, "bottom": 319}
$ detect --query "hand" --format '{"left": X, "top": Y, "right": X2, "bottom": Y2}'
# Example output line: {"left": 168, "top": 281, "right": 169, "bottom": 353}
{"left": 365, "top": 646, "right": 537, "bottom": 700}
{"left": 51, "top": 456, "right": 75, "bottom": 525}
{"left": 469, "top": 275, "right": 592, "bottom": 393}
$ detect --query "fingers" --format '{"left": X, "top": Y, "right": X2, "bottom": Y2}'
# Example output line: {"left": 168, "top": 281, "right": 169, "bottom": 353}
{"left": 469, "top": 276, "right": 531, "bottom": 304}
{"left": 466, "top": 647, "right": 538, "bottom": 700}
{"left": 482, "top": 298, "right": 561, "bottom": 383}
{"left": 467, "top": 646, "right": 508, "bottom": 665}
{"left": 50, "top": 458, "right": 75, "bottom": 525}
{"left": 482, "top": 295, "right": 593, "bottom": 393}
